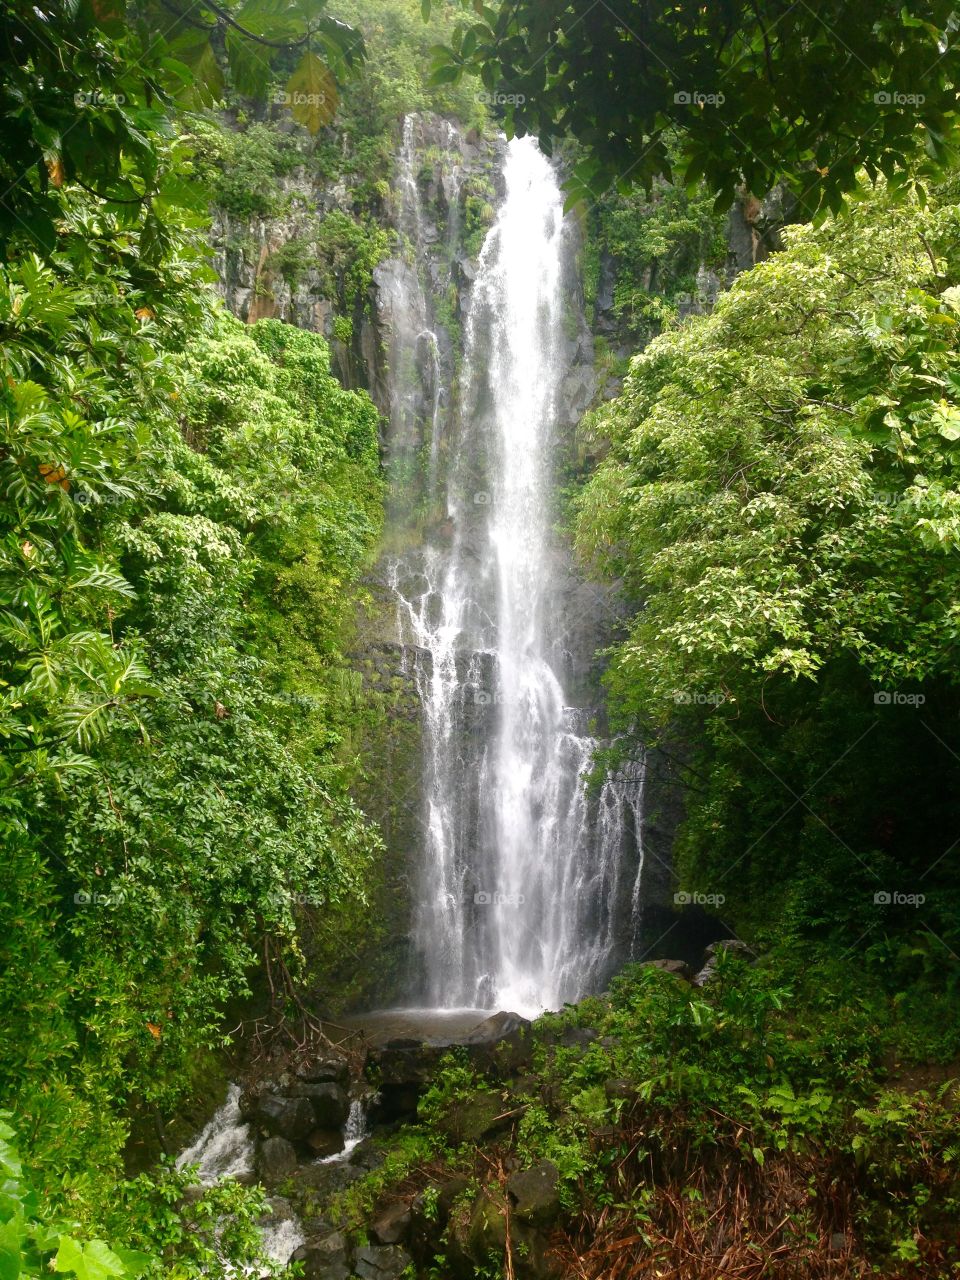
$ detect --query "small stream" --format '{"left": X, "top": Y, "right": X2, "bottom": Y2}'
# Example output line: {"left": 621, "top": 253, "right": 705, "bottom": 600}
{"left": 176, "top": 1084, "right": 370, "bottom": 1270}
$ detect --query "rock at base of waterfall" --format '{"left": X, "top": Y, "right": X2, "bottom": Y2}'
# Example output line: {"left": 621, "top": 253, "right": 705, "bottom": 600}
{"left": 410, "top": 1175, "right": 470, "bottom": 1239}
{"left": 249, "top": 1093, "right": 316, "bottom": 1143}
{"left": 460, "top": 1011, "right": 534, "bottom": 1073}
{"left": 288, "top": 1080, "right": 350, "bottom": 1128}
{"left": 306, "top": 1127, "right": 344, "bottom": 1159}
{"left": 369, "top": 1012, "right": 533, "bottom": 1118}
{"left": 641, "top": 958, "right": 694, "bottom": 980}
{"left": 257, "top": 1135, "right": 298, "bottom": 1182}
{"left": 353, "top": 1244, "right": 413, "bottom": 1280}
{"left": 538, "top": 1024, "right": 597, "bottom": 1054}
{"left": 295, "top": 1056, "right": 350, "bottom": 1087}
{"left": 436, "top": 1090, "right": 514, "bottom": 1145}
{"left": 506, "top": 1160, "right": 561, "bottom": 1227}
{"left": 460, "top": 1010, "right": 528, "bottom": 1043}
{"left": 693, "top": 939, "right": 757, "bottom": 987}
{"left": 293, "top": 1232, "right": 351, "bottom": 1280}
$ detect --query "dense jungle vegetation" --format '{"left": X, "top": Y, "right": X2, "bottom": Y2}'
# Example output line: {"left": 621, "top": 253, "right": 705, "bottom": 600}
{"left": 2, "top": 0, "right": 960, "bottom": 1276}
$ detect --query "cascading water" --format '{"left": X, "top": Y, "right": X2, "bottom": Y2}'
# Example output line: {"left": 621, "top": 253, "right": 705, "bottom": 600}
{"left": 377, "top": 114, "right": 462, "bottom": 514}
{"left": 391, "top": 132, "right": 645, "bottom": 1017}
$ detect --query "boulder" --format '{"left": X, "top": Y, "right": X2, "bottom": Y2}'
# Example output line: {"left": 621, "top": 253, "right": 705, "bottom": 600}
{"left": 306, "top": 1128, "right": 344, "bottom": 1159}
{"left": 254, "top": 1094, "right": 317, "bottom": 1143}
{"left": 641, "top": 958, "right": 693, "bottom": 981}
{"left": 257, "top": 1135, "right": 298, "bottom": 1181}
{"left": 467, "top": 1190, "right": 508, "bottom": 1257}
{"left": 374, "top": 1041, "right": 445, "bottom": 1087}
{"left": 693, "top": 939, "right": 756, "bottom": 987}
{"left": 460, "top": 1011, "right": 528, "bottom": 1044}
{"left": 539, "top": 1025, "right": 598, "bottom": 1053}
{"left": 437, "top": 1090, "right": 514, "bottom": 1145}
{"left": 466, "top": 1186, "right": 562, "bottom": 1279}
{"left": 353, "top": 1244, "right": 412, "bottom": 1280}
{"left": 506, "top": 1161, "right": 561, "bottom": 1227}
{"left": 295, "top": 1056, "right": 350, "bottom": 1087}
{"left": 704, "top": 939, "right": 754, "bottom": 961}
{"left": 293, "top": 1232, "right": 351, "bottom": 1280}
{"left": 370, "top": 1201, "right": 412, "bottom": 1246}
{"left": 288, "top": 1081, "right": 350, "bottom": 1128}
{"left": 461, "top": 1011, "right": 534, "bottom": 1073}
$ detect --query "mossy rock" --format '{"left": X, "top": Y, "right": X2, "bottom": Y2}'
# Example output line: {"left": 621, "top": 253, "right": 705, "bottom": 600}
{"left": 437, "top": 1089, "right": 511, "bottom": 1145}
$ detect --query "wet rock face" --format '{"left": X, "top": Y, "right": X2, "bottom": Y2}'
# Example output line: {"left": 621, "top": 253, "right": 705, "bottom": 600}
{"left": 248, "top": 1093, "right": 317, "bottom": 1144}
{"left": 257, "top": 1135, "right": 298, "bottom": 1181}
{"left": 241, "top": 1064, "right": 353, "bottom": 1177}
{"left": 353, "top": 1244, "right": 413, "bottom": 1280}
{"left": 367, "top": 1013, "right": 533, "bottom": 1123}
{"left": 289, "top": 1081, "right": 351, "bottom": 1129}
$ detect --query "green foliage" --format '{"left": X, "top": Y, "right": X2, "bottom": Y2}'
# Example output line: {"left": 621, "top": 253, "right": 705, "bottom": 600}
{"left": 587, "top": 178, "right": 728, "bottom": 342}
{"left": 428, "top": 0, "right": 959, "bottom": 217}
{"left": 0, "top": 1108, "right": 286, "bottom": 1279}
{"left": 578, "top": 182, "right": 960, "bottom": 946}
{"left": 0, "top": 212, "right": 384, "bottom": 1221}
{"left": 0, "top": 0, "right": 364, "bottom": 255}
{"left": 327, "top": 1129, "right": 442, "bottom": 1236}
{"left": 313, "top": 211, "right": 392, "bottom": 311}
{"left": 191, "top": 120, "right": 304, "bottom": 219}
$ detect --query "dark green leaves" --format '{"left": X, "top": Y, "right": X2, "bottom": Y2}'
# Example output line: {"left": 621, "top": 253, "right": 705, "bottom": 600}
{"left": 431, "top": 0, "right": 960, "bottom": 215}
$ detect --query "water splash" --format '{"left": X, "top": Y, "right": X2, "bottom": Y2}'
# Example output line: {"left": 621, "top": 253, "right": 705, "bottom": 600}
{"left": 316, "top": 1099, "right": 369, "bottom": 1165}
{"left": 176, "top": 1083, "right": 254, "bottom": 1185}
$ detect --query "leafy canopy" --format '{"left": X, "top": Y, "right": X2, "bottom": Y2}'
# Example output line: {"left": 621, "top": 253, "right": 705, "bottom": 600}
{"left": 426, "top": 0, "right": 960, "bottom": 215}
{"left": 0, "top": 0, "right": 365, "bottom": 253}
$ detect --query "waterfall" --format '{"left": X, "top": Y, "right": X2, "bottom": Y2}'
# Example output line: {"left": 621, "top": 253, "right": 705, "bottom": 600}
{"left": 390, "top": 129, "right": 644, "bottom": 1018}
{"left": 377, "top": 114, "right": 462, "bottom": 515}
{"left": 176, "top": 1083, "right": 254, "bottom": 1185}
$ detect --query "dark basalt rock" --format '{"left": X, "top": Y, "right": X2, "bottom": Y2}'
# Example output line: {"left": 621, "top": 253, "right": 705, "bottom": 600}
{"left": 306, "top": 1127, "right": 344, "bottom": 1159}
{"left": 293, "top": 1232, "right": 351, "bottom": 1280}
{"left": 288, "top": 1080, "right": 350, "bottom": 1128}
{"left": 693, "top": 938, "right": 757, "bottom": 987}
{"left": 353, "top": 1244, "right": 413, "bottom": 1280}
{"left": 370, "top": 1201, "right": 412, "bottom": 1246}
{"left": 295, "top": 1056, "right": 350, "bottom": 1087}
{"left": 437, "top": 1089, "right": 513, "bottom": 1145}
{"left": 257, "top": 1135, "right": 298, "bottom": 1182}
{"left": 252, "top": 1093, "right": 316, "bottom": 1143}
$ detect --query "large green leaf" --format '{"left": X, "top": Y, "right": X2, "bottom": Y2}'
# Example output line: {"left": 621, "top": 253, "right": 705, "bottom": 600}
{"left": 284, "top": 51, "right": 338, "bottom": 132}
